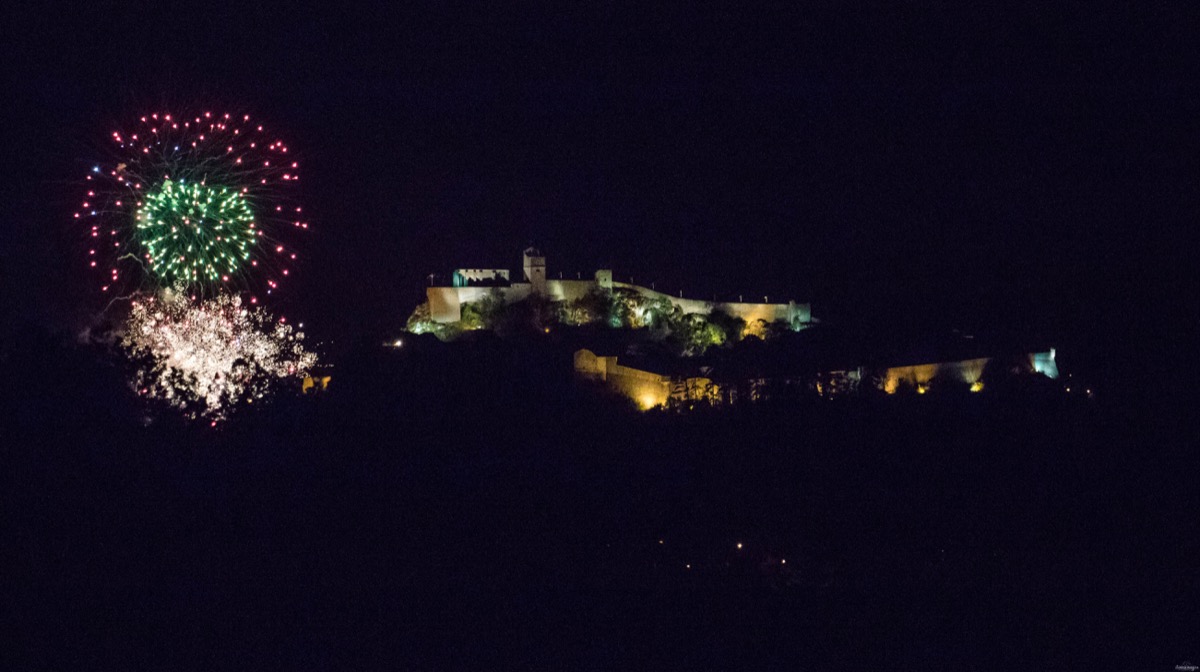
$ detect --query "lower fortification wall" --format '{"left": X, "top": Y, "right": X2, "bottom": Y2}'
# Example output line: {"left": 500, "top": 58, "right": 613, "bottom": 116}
{"left": 574, "top": 349, "right": 671, "bottom": 409}
{"left": 883, "top": 357, "right": 991, "bottom": 393}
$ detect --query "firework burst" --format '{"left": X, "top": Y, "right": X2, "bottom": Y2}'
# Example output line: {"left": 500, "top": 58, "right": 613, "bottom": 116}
{"left": 122, "top": 291, "right": 317, "bottom": 421}
{"left": 80, "top": 111, "right": 306, "bottom": 299}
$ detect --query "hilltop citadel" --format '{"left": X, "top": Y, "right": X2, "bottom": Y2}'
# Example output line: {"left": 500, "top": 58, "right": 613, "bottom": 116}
{"left": 425, "top": 247, "right": 811, "bottom": 329}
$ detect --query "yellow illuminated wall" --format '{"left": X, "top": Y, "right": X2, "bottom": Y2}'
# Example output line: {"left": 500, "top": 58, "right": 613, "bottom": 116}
{"left": 883, "top": 357, "right": 990, "bottom": 393}
{"left": 574, "top": 349, "right": 673, "bottom": 409}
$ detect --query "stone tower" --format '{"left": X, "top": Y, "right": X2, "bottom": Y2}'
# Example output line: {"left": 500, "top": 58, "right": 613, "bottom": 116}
{"left": 594, "top": 269, "right": 613, "bottom": 290}
{"left": 523, "top": 246, "right": 546, "bottom": 295}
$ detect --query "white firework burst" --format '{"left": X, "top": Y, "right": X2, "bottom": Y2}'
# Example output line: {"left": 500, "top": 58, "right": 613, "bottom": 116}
{"left": 122, "top": 289, "right": 317, "bottom": 420}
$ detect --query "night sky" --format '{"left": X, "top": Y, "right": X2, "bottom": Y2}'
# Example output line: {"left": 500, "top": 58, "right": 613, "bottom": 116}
{"left": 2, "top": 3, "right": 1194, "bottom": 354}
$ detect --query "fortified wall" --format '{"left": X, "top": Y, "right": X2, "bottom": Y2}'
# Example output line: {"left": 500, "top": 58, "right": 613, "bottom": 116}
{"left": 882, "top": 357, "right": 992, "bottom": 394}
{"left": 573, "top": 349, "right": 672, "bottom": 410}
{"left": 575, "top": 347, "right": 1060, "bottom": 409}
{"left": 882, "top": 348, "right": 1059, "bottom": 393}
{"left": 573, "top": 349, "right": 718, "bottom": 410}
{"left": 427, "top": 247, "right": 811, "bottom": 327}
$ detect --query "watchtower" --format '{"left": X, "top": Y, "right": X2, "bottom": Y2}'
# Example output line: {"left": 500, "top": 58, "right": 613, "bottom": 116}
{"left": 594, "top": 269, "right": 613, "bottom": 290}
{"left": 523, "top": 246, "right": 546, "bottom": 295}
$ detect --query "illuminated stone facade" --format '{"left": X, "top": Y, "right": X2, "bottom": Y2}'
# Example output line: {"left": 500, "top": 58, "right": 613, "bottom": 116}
{"left": 452, "top": 268, "right": 510, "bottom": 287}
{"left": 427, "top": 248, "right": 811, "bottom": 326}
{"left": 573, "top": 349, "right": 717, "bottom": 410}
{"left": 573, "top": 348, "right": 1060, "bottom": 406}
{"left": 882, "top": 357, "right": 991, "bottom": 394}
{"left": 522, "top": 247, "right": 546, "bottom": 295}
{"left": 880, "top": 349, "right": 1058, "bottom": 394}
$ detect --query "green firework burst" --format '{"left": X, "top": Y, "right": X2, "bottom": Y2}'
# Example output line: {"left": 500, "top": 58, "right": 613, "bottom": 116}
{"left": 135, "top": 180, "right": 260, "bottom": 286}
{"left": 82, "top": 111, "right": 305, "bottom": 297}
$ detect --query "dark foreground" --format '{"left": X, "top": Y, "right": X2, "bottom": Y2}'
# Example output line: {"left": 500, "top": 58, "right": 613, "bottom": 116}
{"left": 3, "top": 340, "right": 1197, "bottom": 670}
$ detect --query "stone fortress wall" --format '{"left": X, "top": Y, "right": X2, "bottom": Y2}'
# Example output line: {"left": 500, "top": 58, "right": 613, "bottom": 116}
{"left": 427, "top": 248, "right": 811, "bottom": 326}
{"left": 881, "top": 349, "right": 1059, "bottom": 393}
{"left": 573, "top": 349, "right": 672, "bottom": 410}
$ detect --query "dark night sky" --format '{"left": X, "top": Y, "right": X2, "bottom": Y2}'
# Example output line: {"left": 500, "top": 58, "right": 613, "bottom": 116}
{"left": 1, "top": 2, "right": 1195, "bottom": 354}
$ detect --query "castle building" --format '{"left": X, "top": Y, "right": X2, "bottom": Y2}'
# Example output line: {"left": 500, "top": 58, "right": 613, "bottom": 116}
{"left": 451, "top": 268, "right": 510, "bottom": 287}
{"left": 425, "top": 247, "right": 812, "bottom": 327}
